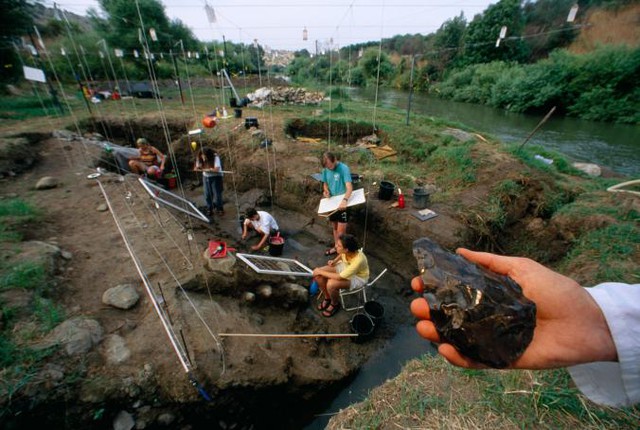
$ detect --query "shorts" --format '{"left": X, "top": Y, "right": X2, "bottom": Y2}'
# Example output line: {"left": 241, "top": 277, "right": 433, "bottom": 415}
{"left": 329, "top": 208, "right": 349, "bottom": 223}
{"left": 335, "top": 261, "right": 368, "bottom": 290}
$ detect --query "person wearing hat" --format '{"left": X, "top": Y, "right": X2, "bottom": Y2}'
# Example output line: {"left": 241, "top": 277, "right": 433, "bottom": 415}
{"left": 128, "top": 137, "right": 166, "bottom": 177}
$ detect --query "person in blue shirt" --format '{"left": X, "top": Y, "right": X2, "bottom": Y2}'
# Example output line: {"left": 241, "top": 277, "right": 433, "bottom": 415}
{"left": 321, "top": 152, "right": 353, "bottom": 256}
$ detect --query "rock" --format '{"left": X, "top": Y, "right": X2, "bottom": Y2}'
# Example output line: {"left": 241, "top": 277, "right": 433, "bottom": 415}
{"left": 97, "top": 203, "right": 109, "bottom": 212}
{"left": 442, "top": 127, "right": 475, "bottom": 142}
{"left": 113, "top": 410, "right": 135, "bottom": 430}
{"left": 103, "top": 334, "right": 131, "bottom": 364}
{"left": 242, "top": 292, "right": 256, "bottom": 303}
{"left": 12, "top": 240, "right": 61, "bottom": 277}
{"left": 281, "top": 283, "right": 309, "bottom": 303}
{"left": 572, "top": 162, "right": 601, "bottom": 177}
{"left": 256, "top": 284, "right": 272, "bottom": 298}
{"left": 360, "top": 134, "right": 381, "bottom": 145}
{"left": 412, "top": 237, "right": 536, "bottom": 368}
{"left": 53, "top": 129, "right": 77, "bottom": 140}
{"left": 103, "top": 284, "right": 140, "bottom": 309}
{"left": 156, "top": 412, "right": 175, "bottom": 426}
{"left": 5, "top": 84, "right": 22, "bottom": 96}
{"left": 35, "top": 176, "right": 59, "bottom": 190}
{"left": 61, "top": 250, "right": 73, "bottom": 260}
{"left": 38, "top": 317, "right": 104, "bottom": 356}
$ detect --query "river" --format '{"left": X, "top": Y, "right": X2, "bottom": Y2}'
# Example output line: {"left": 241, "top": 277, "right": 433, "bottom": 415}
{"left": 349, "top": 87, "right": 640, "bottom": 177}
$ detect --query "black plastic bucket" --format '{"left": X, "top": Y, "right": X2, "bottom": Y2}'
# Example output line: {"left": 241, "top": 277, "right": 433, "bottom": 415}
{"left": 378, "top": 181, "right": 395, "bottom": 200}
{"left": 234, "top": 108, "right": 242, "bottom": 118}
{"left": 364, "top": 301, "right": 384, "bottom": 325}
{"left": 245, "top": 117, "right": 259, "bottom": 129}
{"left": 350, "top": 313, "right": 375, "bottom": 342}
{"left": 413, "top": 187, "right": 430, "bottom": 209}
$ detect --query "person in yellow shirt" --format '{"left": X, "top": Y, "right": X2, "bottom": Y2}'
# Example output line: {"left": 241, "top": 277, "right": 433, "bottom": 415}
{"left": 312, "top": 234, "right": 369, "bottom": 317}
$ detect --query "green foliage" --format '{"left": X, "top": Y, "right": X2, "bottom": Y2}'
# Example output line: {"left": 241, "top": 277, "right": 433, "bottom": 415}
{"left": 0, "top": 0, "right": 36, "bottom": 82}
{"left": 0, "top": 262, "right": 46, "bottom": 291}
{"left": 358, "top": 48, "right": 394, "bottom": 85}
{"left": 438, "top": 61, "right": 514, "bottom": 104}
{"left": 462, "top": 0, "right": 529, "bottom": 66}
{"left": 438, "top": 45, "right": 640, "bottom": 124}
{"left": 0, "top": 198, "right": 39, "bottom": 241}
{"left": 509, "top": 144, "right": 582, "bottom": 176}
{"left": 0, "top": 95, "right": 62, "bottom": 120}
{"left": 566, "top": 223, "right": 640, "bottom": 282}
{"left": 90, "top": 0, "right": 198, "bottom": 54}
{"left": 429, "top": 142, "right": 477, "bottom": 186}
{"left": 33, "top": 296, "right": 64, "bottom": 330}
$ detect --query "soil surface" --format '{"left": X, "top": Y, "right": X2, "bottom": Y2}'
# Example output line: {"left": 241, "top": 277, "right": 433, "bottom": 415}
{"left": 2, "top": 102, "right": 620, "bottom": 429}
{"left": 2, "top": 109, "right": 464, "bottom": 429}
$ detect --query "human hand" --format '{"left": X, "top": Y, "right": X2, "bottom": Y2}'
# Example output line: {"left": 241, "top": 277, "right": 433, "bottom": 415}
{"left": 338, "top": 200, "right": 347, "bottom": 210}
{"left": 250, "top": 244, "right": 261, "bottom": 251}
{"left": 410, "top": 248, "right": 617, "bottom": 370}
{"left": 323, "top": 189, "right": 330, "bottom": 198}
{"left": 328, "top": 260, "right": 334, "bottom": 266}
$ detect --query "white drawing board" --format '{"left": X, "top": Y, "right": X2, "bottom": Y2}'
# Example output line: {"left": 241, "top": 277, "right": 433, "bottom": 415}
{"left": 317, "top": 188, "right": 366, "bottom": 214}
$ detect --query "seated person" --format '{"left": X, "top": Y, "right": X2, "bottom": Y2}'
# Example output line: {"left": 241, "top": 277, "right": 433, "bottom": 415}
{"left": 128, "top": 137, "right": 165, "bottom": 177}
{"left": 312, "top": 233, "right": 369, "bottom": 317}
{"left": 241, "top": 208, "right": 280, "bottom": 251}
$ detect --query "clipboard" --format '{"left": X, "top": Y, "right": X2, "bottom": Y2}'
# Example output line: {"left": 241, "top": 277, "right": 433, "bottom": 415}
{"left": 317, "top": 188, "right": 366, "bottom": 216}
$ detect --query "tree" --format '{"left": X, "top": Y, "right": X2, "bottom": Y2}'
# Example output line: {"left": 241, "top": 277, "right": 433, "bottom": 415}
{"left": 88, "top": 0, "right": 197, "bottom": 55}
{"left": 0, "top": 0, "right": 36, "bottom": 82}
{"left": 429, "top": 13, "right": 467, "bottom": 79}
{"left": 461, "top": 0, "right": 529, "bottom": 66}
{"left": 358, "top": 48, "right": 394, "bottom": 85}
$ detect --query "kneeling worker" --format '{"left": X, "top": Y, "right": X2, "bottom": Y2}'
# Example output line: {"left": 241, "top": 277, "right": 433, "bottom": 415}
{"left": 242, "top": 208, "right": 280, "bottom": 251}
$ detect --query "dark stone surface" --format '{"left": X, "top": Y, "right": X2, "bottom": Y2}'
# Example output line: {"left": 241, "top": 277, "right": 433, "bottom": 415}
{"left": 412, "top": 238, "right": 536, "bottom": 368}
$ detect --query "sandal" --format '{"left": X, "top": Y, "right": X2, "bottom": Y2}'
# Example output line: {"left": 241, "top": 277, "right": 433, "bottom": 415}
{"left": 324, "top": 248, "right": 337, "bottom": 256}
{"left": 317, "top": 298, "right": 331, "bottom": 311}
{"left": 322, "top": 302, "right": 340, "bottom": 317}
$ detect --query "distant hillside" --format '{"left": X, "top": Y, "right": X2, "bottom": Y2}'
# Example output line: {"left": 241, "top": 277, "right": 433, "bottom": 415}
{"left": 32, "top": 3, "right": 92, "bottom": 33}
{"left": 569, "top": 3, "right": 640, "bottom": 53}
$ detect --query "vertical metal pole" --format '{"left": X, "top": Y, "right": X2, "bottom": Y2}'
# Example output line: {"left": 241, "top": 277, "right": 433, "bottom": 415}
{"left": 170, "top": 49, "right": 184, "bottom": 105}
{"left": 406, "top": 55, "right": 416, "bottom": 126}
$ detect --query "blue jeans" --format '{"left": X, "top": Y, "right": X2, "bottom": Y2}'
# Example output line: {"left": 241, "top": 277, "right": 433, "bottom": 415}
{"left": 203, "top": 175, "right": 224, "bottom": 212}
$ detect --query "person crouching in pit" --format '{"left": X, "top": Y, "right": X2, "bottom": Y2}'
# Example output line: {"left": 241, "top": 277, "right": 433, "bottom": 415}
{"left": 312, "top": 233, "right": 369, "bottom": 317}
{"left": 241, "top": 208, "right": 280, "bottom": 251}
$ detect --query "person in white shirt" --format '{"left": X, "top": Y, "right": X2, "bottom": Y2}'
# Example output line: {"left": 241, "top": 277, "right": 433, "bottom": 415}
{"left": 410, "top": 248, "right": 639, "bottom": 408}
{"left": 241, "top": 208, "right": 280, "bottom": 251}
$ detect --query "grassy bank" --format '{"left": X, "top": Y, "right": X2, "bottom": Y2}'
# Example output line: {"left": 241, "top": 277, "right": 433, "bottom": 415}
{"left": 329, "top": 355, "right": 639, "bottom": 429}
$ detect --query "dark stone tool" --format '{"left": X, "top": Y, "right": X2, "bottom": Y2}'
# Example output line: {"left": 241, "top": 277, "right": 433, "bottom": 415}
{"left": 412, "top": 238, "right": 536, "bottom": 368}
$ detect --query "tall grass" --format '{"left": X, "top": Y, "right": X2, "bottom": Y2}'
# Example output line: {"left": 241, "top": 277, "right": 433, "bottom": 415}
{"left": 0, "top": 199, "right": 40, "bottom": 242}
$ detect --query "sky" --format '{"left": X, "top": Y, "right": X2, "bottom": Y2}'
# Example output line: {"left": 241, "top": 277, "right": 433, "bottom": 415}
{"left": 47, "top": 1, "right": 495, "bottom": 51}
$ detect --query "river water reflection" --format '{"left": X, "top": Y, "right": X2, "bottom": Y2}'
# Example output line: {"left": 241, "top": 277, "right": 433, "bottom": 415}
{"left": 349, "top": 87, "right": 640, "bottom": 177}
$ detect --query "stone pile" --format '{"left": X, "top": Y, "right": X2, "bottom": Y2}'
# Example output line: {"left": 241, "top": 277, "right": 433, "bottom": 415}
{"left": 247, "top": 86, "right": 325, "bottom": 107}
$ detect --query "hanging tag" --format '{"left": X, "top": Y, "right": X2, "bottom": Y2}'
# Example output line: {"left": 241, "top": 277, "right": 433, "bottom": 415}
{"left": 567, "top": 4, "right": 579, "bottom": 22}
